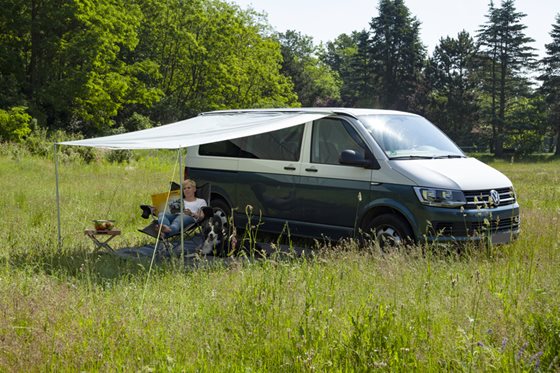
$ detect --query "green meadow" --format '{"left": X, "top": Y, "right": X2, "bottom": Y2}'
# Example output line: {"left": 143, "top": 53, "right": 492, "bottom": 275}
{"left": 0, "top": 151, "right": 559, "bottom": 371}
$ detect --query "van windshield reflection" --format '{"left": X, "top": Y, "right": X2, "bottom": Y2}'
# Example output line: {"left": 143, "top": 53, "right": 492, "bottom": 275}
{"left": 359, "top": 114, "right": 465, "bottom": 159}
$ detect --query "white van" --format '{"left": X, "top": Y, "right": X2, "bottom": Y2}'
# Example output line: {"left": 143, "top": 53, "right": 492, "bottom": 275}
{"left": 186, "top": 108, "right": 520, "bottom": 245}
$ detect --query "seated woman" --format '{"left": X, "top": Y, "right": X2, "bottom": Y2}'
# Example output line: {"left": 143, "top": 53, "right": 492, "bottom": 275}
{"left": 157, "top": 179, "right": 207, "bottom": 237}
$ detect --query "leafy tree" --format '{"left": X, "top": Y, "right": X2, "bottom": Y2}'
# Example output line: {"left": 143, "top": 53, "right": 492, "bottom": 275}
{"left": 326, "top": 0, "right": 426, "bottom": 110}
{"left": 424, "top": 31, "right": 480, "bottom": 146}
{"left": 352, "top": 30, "right": 379, "bottom": 107}
{"left": 0, "top": 0, "right": 162, "bottom": 134}
{"left": 539, "top": 13, "right": 560, "bottom": 155}
{"left": 69, "top": 0, "right": 162, "bottom": 133}
{"left": 277, "top": 30, "right": 340, "bottom": 106}
{"left": 135, "top": 0, "right": 297, "bottom": 123}
{"left": 369, "top": 0, "right": 426, "bottom": 110}
{"left": 0, "top": 106, "right": 32, "bottom": 142}
{"left": 477, "top": 0, "right": 537, "bottom": 156}
{"left": 503, "top": 95, "right": 547, "bottom": 155}
{"left": 0, "top": 0, "right": 31, "bottom": 108}
{"left": 121, "top": 112, "right": 154, "bottom": 132}
{"left": 324, "top": 31, "right": 374, "bottom": 107}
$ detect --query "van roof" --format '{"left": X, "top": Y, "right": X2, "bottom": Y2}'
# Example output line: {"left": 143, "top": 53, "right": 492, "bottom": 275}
{"left": 200, "top": 107, "right": 419, "bottom": 118}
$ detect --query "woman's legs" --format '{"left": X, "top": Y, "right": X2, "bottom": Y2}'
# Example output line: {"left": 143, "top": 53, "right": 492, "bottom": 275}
{"left": 157, "top": 212, "right": 174, "bottom": 233}
{"left": 167, "top": 215, "right": 196, "bottom": 236}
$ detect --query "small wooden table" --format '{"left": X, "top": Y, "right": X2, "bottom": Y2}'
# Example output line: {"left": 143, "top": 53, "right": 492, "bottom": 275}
{"left": 84, "top": 229, "right": 121, "bottom": 253}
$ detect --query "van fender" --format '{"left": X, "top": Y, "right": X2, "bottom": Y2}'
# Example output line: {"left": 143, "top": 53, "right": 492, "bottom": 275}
{"left": 209, "top": 185, "right": 234, "bottom": 210}
{"left": 357, "top": 198, "right": 419, "bottom": 239}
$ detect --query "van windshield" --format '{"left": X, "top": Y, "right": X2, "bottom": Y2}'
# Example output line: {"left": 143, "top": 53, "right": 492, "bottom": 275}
{"left": 359, "top": 114, "right": 465, "bottom": 159}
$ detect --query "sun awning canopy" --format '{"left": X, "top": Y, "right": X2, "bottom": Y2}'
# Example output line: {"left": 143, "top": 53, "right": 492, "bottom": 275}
{"left": 58, "top": 111, "right": 332, "bottom": 149}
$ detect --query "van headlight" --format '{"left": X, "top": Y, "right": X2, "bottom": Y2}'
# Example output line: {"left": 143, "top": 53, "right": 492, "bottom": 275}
{"left": 414, "top": 187, "right": 466, "bottom": 208}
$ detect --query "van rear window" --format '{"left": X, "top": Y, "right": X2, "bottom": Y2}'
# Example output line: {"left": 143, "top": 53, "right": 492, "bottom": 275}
{"left": 199, "top": 125, "right": 304, "bottom": 161}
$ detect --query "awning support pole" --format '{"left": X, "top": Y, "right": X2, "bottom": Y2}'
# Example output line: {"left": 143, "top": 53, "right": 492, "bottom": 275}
{"left": 54, "top": 143, "right": 62, "bottom": 250}
{"left": 179, "top": 149, "right": 184, "bottom": 257}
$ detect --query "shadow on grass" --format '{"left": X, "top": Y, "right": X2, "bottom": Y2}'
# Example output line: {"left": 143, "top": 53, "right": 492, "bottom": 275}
{"left": 3, "top": 245, "right": 152, "bottom": 283}
{"left": 1, "top": 233, "right": 317, "bottom": 285}
{"left": 1, "top": 228, "right": 505, "bottom": 286}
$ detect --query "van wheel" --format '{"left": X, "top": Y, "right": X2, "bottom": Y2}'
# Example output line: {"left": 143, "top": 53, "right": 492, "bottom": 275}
{"left": 211, "top": 198, "right": 231, "bottom": 231}
{"left": 362, "top": 214, "right": 413, "bottom": 249}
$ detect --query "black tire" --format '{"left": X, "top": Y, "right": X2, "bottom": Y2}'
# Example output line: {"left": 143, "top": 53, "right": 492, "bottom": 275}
{"left": 362, "top": 213, "right": 414, "bottom": 249}
{"left": 210, "top": 198, "right": 231, "bottom": 232}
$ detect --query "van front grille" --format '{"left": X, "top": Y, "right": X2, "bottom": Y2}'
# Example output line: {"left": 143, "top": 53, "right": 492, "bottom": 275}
{"left": 431, "top": 215, "right": 520, "bottom": 237}
{"left": 464, "top": 187, "right": 516, "bottom": 209}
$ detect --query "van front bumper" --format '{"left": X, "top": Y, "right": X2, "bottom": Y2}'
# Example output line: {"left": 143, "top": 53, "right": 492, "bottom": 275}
{"left": 416, "top": 203, "right": 520, "bottom": 244}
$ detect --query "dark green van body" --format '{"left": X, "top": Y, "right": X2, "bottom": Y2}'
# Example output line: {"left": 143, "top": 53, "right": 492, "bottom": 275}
{"left": 186, "top": 109, "right": 520, "bottom": 244}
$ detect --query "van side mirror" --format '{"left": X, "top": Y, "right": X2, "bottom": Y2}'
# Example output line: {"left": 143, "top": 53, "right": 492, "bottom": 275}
{"left": 339, "top": 149, "right": 377, "bottom": 169}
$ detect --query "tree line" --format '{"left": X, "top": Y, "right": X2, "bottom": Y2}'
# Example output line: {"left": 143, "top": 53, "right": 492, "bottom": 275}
{"left": 1, "top": 0, "right": 559, "bottom": 156}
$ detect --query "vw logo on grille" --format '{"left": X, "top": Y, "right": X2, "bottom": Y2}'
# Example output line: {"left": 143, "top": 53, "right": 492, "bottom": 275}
{"left": 490, "top": 189, "right": 501, "bottom": 206}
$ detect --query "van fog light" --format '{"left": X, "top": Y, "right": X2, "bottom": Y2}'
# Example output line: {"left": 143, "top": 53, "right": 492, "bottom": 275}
{"left": 414, "top": 187, "right": 466, "bottom": 208}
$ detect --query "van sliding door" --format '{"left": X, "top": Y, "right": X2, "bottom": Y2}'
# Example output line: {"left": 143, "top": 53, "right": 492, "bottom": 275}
{"left": 298, "top": 118, "right": 373, "bottom": 238}
{"left": 233, "top": 125, "right": 305, "bottom": 231}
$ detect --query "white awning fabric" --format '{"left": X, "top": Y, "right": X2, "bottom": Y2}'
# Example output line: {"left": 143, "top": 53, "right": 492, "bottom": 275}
{"left": 58, "top": 111, "right": 332, "bottom": 149}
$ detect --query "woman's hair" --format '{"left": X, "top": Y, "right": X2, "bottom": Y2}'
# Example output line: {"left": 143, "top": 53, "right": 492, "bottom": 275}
{"left": 183, "top": 179, "right": 196, "bottom": 188}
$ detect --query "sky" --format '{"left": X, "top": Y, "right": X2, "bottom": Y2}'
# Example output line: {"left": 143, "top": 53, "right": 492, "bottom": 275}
{"left": 229, "top": 0, "right": 559, "bottom": 58}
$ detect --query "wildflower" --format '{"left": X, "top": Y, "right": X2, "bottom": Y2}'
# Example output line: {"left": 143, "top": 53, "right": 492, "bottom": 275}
{"left": 517, "top": 342, "right": 528, "bottom": 361}
{"left": 531, "top": 351, "right": 543, "bottom": 369}
{"left": 229, "top": 233, "right": 238, "bottom": 249}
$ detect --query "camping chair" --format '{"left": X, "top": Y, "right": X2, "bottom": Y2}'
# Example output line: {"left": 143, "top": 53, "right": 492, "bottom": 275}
{"left": 138, "top": 182, "right": 212, "bottom": 252}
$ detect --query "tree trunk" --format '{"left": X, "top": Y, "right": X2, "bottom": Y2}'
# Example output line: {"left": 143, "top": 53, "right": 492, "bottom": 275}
{"left": 495, "top": 56, "right": 508, "bottom": 158}
{"left": 494, "top": 116, "right": 504, "bottom": 157}
{"left": 489, "top": 52, "right": 497, "bottom": 154}
{"left": 29, "top": 0, "right": 41, "bottom": 100}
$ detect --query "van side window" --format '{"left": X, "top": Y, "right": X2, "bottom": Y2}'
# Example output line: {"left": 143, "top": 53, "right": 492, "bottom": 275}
{"left": 199, "top": 125, "right": 304, "bottom": 161}
{"left": 311, "top": 118, "right": 366, "bottom": 164}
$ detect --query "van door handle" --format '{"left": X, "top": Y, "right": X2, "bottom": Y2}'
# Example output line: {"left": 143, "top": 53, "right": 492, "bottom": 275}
{"left": 284, "top": 166, "right": 296, "bottom": 171}
{"left": 305, "top": 167, "right": 318, "bottom": 172}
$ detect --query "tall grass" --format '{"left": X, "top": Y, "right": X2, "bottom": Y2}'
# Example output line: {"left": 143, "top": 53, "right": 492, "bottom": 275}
{"left": 0, "top": 152, "right": 559, "bottom": 371}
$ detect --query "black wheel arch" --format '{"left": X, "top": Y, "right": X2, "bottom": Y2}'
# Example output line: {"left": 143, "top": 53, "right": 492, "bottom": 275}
{"left": 358, "top": 205, "right": 416, "bottom": 243}
{"left": 210, "top": 194, "right": 232, "bottom": 215}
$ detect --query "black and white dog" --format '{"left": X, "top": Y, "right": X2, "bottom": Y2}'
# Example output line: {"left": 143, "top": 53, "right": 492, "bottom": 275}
{"left": 199, "top": 212, "right": 227, "bottom": 256}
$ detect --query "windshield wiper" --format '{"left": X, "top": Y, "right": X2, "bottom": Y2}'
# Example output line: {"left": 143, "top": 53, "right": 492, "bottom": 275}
{"left": 433, "top": 155, "right": 465, "bottom": 159}
{"left": 389, "top": 155, "right": 435, "bottom": 160}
